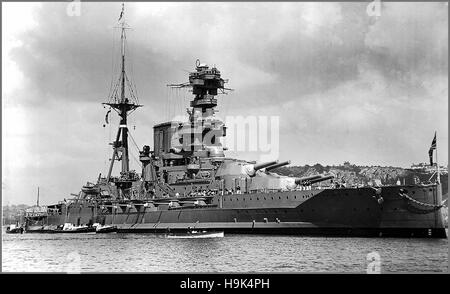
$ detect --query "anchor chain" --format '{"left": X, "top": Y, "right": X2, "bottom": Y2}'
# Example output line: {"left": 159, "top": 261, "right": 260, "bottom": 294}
{"left": 370, "top": 187, "right": 384, "bottom": 204}
{"left": 398, "top": 189, "right": 443, "bottom": 214}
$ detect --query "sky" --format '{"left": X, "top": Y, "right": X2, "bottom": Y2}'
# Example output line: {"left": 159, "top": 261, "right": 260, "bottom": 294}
{"left": 2, "top": 2, "right": 448, "bottom": 205}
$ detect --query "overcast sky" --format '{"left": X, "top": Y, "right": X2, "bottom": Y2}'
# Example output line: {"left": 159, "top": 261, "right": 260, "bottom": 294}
{"left": 2, "top": 2, "right": 448, "bottom": 205}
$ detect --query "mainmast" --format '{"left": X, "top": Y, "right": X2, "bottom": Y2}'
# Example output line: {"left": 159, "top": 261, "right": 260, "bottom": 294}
{"left": 103, "top": 3, "right": 142, "bottom": 184}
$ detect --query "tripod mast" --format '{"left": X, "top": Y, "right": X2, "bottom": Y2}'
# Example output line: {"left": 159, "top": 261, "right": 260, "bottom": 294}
{"left": 103, "top": 3, "right": 142, "bottom": 182}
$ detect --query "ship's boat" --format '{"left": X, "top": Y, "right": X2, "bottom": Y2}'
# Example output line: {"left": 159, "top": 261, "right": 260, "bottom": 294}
{"left": 61, "top": 223, "right": 95, "bottom": 233}
{"left": 93, "top": 223, "right": 117, "bottom": 233}
{"left": 19, "top": 6, "right": 447, "bottom": 238}
{"left": 6, "top": 224, "right": 24, "bottom": 234}
{"left": 166, "top": 230, "right": 224, "bottom": 239}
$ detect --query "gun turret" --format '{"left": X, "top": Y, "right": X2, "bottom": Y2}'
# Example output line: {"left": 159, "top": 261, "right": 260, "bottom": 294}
{"left": 295, "top": 175, "right": 322, "bottom": 185}
{"left": 266, "top": 160, "right": 291, "bottom": 172}
{"left": 246, "top": 160, "right": 278, "bottom": 177}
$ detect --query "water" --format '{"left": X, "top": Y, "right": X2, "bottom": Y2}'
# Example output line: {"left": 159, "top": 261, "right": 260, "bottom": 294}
{"left": 2, "top": 230, "right": 448, "bottom": 273}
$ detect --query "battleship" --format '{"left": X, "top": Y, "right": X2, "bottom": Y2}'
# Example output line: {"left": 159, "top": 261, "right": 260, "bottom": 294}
{"left": 20, "top": 7, "right": 447, "bottom": 238}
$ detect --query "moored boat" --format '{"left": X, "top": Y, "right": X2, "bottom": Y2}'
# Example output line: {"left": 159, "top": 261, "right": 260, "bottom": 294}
{"left": 93, "top": 223, "right": 118, "bottom": 233}
{"left": 6, "top": 224, "right": 24, "bottom": 234}
{"left": 61, "top": 223, "right": 95, "bottom": 233}
{"left": 166, "top": 229, "right": 224, "bottom": 239}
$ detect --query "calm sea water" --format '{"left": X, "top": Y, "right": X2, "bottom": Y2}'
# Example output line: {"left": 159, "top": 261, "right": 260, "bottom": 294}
{"left": 2, "top": 228, "right": 448, "bottom": 273}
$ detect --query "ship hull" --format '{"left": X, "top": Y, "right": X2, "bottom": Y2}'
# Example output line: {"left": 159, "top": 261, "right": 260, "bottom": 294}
{"left": 27, "top": 184, "right": 447, "bottom": 238}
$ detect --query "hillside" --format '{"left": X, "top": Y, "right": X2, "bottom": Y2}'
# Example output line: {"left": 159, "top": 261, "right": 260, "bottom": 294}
{"left": 274, "top": 162, "right": 448, "bottom": 198}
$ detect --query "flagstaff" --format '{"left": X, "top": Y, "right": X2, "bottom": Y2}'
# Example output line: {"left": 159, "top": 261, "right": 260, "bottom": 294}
{"left": 428, "top": 131, "right": 440, "bottom": 184}
{"left": 436, "top": 132, "right": 440, "bottom": 184}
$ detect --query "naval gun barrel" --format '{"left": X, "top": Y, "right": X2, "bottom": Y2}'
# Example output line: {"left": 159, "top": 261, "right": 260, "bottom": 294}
{"left": 297, "top": 174, "right": 335, "bottom": 186}
{"left": 295, "top": 175, "right": 322, "bottom": 185}
{"left": 246, "top": 160, "right": 278, "bottom": 177}
{"left": 309, "top": 174, "right": 335, "bottom": 185}
{"left": 254, "top": 160, "right": 278, "bottom": 171}
{"left": 266, "top": 160, "right": 291, "bottom": 172}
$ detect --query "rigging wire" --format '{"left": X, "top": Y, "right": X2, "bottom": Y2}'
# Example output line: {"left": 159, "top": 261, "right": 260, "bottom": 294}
{"left": 169, "top": 87, "right": 172, "bottom": 120}
{"left": 124, "top": 37, "right": 136, "bottom": 104}
{"left": 183, "top": 87, "right": 188, "bottom": 115}
{"left": 179, "top": 87, "right": 183, "bottom": 118}
{"left": 178, "top": 87, "right": 181, "bottom": 118}
{"left": 173, "top": 88, "right": 176, "bottom": 119}
{"left": 130, "top": 152, "right": 141, "bottom": 170}
{"left": 128, "top": 129, "right": 141, "bottom": 154}
{"left": 125, "top": 74, "right": 137, "bottom": 102}
{"left": 166, "top": 86, "right": 170, "bottom": 122}
{"left": 107, "top": 28, "right": 115, "bottom": 100}
{"left": 127, "top": 129, "right": 142, "bottom": 170}
{"left": 126, "top": 33, "right": 140, "bottom": 105}
{"left": 174, "top": 87, "right": 178, "bottom": 119}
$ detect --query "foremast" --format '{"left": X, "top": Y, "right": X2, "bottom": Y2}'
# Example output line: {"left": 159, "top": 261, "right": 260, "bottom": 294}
{"left": 103, "top": 3, "right": 142, "bottom": 195}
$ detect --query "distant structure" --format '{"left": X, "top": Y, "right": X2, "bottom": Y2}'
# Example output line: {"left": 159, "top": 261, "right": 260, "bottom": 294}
{"left": 409, "top": 163, "right": 448, "bottom": 174}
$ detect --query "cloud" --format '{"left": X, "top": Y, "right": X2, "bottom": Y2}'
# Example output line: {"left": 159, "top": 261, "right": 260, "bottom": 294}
{"left": 365, "top": 2, "right": 448, "bottom": 80}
